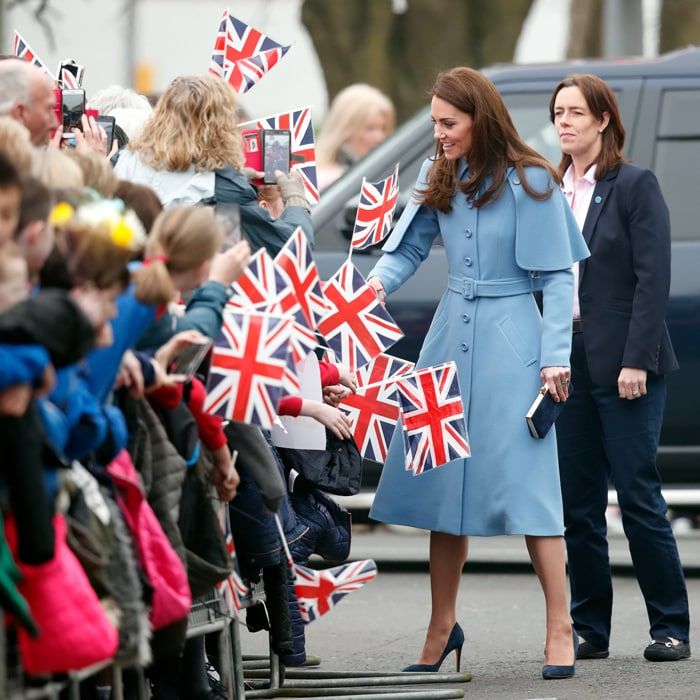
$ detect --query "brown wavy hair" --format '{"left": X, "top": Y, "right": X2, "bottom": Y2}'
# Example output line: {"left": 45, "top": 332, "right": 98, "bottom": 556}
{"left": 128, "top": 74, "right": 243, "bottom": 172}
{"left": 549, "top": 73, "right": 625, "bottom": 180}
{"left": 420, "top": 67, "right": 557, "bottom": 212}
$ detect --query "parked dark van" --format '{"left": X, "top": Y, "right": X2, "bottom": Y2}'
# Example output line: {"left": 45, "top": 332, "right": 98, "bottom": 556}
{"left": 310, "top": 47, "right": 700, "bottom": 507}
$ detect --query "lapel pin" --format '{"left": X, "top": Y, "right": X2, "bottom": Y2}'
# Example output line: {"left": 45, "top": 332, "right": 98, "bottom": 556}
{"left": 594, "top": 195, "right": 602, "bottom": 204}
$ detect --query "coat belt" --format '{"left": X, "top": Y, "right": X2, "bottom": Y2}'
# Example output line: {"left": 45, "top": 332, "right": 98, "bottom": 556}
{"left": 446, "top": 274, "right": 542, "bottom": 300}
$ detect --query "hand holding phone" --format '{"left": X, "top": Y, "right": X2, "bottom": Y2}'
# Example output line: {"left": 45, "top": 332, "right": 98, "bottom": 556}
{"left": 95, "top": 115, "right": 116, "bottom": 155}
{"left": 262, "top": 129, "right": 291, "bottom": 184}
{"left": 170, "top": 339, "right": 213, "bottom": 380}
{"left": 61, "top": 89, "right": 86, "bottom": 134}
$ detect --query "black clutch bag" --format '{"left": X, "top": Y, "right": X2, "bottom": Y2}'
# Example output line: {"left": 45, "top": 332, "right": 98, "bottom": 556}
{"left": 526, "top": 382, "right": 573, "bottom": 439}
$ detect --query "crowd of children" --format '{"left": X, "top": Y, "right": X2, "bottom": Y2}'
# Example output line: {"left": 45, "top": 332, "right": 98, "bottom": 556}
{"left": 0, "top": 56, "right": 361, "bottom": 699}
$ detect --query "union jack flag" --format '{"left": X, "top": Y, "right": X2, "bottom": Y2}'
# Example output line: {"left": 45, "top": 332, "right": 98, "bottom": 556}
{"left": 293, "top": 559, "right": 378, "bottom": 623}
{"left": 228, "top": 248, "right": 285, "bottom": 310}
{"left": 216, "top": 500, "right": 249, "bottom": 616}
{"left": 240, "top": 108, "right": 319, "bottom": 204}
{"left": 209, "top": 10, "right": 290, "bottom": 94}
{"left": 317, "top": 261, "right": 403, "bottom": 373}
{"left": 274, "top": 228, "right": 327, "bottom": 328}
{"left": 228, "top": 247, "right": 317, "bottom": 368}
{"left": 340, "top": 354, "right": 414, "bottom": 463}
{"left": 205, "top": 311, "right": 294, "bottom": 429}
{"left": 396, "top": 361, "right": 471, "bottom": 476}
{"left": 13, "top": 31, "right": 54, "bottom": 78}
{"left": 351, "top": 164, "right": 400, "bottom": 250}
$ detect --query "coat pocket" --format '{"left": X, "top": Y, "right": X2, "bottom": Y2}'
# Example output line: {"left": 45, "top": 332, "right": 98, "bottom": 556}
{"left": 419, "top": 296, "right": 450, "bottom": 358}
{"left": 497, "top": 315, "right": 538, "bottom": 367}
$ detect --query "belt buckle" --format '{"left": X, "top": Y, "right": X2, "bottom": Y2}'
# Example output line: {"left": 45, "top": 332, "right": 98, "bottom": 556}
{"left": 462, "top": 279, "right": 475, "bottom": 300}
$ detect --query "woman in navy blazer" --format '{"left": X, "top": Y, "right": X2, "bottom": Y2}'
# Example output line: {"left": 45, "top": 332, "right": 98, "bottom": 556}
{"left": 551, "top": 74, "right": 690, "bottom": 662}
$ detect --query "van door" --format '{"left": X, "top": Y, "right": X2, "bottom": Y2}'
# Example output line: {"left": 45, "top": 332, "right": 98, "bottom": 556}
{"left": 636, "top": 80, "right": 700, "bottom": 476}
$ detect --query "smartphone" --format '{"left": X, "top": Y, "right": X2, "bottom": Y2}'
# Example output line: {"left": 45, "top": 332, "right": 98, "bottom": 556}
{"left": 96, "top": 115, "right": 116, "bottom": 154}
{"left": 262, "top": 129, "right": 291, "bottom": 184}
{"left": 58, "top": 60, "right": 85, "bottom": 88}
{"left": 171, "top": 340, "right": 213, "bottom": 380}
{"left": 214, "top": 203, "right": 241, "bottom": 251}
{"left": 61, "top": 89, "right": 86, "bottom": 134}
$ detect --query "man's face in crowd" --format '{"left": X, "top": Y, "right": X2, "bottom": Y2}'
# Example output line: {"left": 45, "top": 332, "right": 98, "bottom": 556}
{"left": 19, "top": 71, "right": 57, "bottom": 146}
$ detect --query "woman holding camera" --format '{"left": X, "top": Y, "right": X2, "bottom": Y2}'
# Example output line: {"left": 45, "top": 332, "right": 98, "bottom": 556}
{"left": 114, "top": 74, "right": 312, "bottom": 255}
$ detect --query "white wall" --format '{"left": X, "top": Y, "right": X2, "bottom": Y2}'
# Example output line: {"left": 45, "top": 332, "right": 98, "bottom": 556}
{"left": 4, "top": 0, "right": 329, "bottom": 122}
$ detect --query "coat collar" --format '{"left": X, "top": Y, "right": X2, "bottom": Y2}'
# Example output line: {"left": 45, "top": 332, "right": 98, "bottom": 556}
{"left": 580, "top": 165, "right": 619, "bottom": 245}
{"left": 579, "top": 165, "right": 620, "bottom": 283}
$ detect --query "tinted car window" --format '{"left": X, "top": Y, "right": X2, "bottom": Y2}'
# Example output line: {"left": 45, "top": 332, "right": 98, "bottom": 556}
{"left": 502, "top": 92, "right": 560, "bottom": 165}
{"left": 654, "top": 90, "right": 700, "bottom": 241}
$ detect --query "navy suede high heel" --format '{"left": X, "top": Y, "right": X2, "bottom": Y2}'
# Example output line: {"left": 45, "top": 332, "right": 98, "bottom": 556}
{"left": 542, "top": 626, "right": 578, "bottom": 680}
{"left": 403, "top": 623, "right": 465, "bottom": 672}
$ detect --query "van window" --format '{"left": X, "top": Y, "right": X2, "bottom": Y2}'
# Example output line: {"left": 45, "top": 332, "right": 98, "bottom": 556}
{"left": 502, "top": 93, "right": 560, "bottom": 165}
{"left": 654, "top": 90, "right": 700, "bottom": 241}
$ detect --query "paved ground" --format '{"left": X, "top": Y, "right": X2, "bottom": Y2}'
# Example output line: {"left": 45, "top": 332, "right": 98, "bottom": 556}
{"left": 240, "top": 572, "right": 699, "bottom": 699}
{"left": 238, "top": 528, "right": 700, "bottom": 699}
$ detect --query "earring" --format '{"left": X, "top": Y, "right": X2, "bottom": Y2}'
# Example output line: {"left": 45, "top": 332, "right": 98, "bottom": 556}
{"left": 598, "top": 128, "right": 604, "bottom": 133}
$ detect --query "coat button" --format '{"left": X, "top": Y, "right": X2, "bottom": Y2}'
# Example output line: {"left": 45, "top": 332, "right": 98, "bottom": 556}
{"left": 464, "top": 228, "right": 473, "bottom": 238}
{"left": 460, "top": 343, "right": 469, "bottom": 352}
{"left": 466, "top": 201, "right": 474, "bottom": 209}
{"left": 513, "top": 177, "right": 521, "bottom": 185}
{"left": 462, "top": 314, "right": 471, "bottom": 323}
{"left": 464, "top": 257, "right": 473, "bottom": 267}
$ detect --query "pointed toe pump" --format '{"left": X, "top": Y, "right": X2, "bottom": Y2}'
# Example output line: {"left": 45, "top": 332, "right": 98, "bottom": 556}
{"left": 403, "top": 623, "right": 465, "bottom": 672}
{"left": 542, "top": 626, "right": 578, "bottom": 680}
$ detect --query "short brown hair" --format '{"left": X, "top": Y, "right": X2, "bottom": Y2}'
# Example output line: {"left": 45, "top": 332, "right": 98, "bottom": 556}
{"left": 420, "top": 67, "right": 556, "bottom": 213}
{"left": 549, "top": 74, "right": 625, "bottom": 179}
{"left": 17, "top": 177, "right": 52, "bottom": 234}
{"left": 114, "top": 180, "right": 163, "bottom": 233}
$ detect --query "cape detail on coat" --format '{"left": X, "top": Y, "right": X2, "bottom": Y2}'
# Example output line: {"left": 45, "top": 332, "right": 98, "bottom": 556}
{"left": 382, "top": 158, "right": 589, "bottom": 271}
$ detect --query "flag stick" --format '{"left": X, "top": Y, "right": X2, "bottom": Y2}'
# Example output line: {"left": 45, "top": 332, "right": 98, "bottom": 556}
{"left": 273, "top": 512, "right": 295, "bottom": 569}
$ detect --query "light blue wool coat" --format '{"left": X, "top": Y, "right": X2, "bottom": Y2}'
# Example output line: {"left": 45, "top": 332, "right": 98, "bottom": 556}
{"left": 369, "top": 158, "right": 589, "bottom": 536}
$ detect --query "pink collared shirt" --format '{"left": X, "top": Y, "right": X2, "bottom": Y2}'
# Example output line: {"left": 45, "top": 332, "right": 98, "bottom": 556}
{"left": 562, "top": 164, "right": 597, "bottom": 319}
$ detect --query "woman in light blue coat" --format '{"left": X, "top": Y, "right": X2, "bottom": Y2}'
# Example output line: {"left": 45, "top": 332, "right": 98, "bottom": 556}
{"left": 367, "top": 68, "right": 589, "bottom": 680}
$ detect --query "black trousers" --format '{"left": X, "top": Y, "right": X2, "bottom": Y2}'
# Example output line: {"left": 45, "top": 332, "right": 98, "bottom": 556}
{"left": 556, "top": 333, "right": 690, "bottom": 648}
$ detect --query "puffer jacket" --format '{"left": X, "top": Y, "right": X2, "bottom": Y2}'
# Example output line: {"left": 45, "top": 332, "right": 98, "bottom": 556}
{"left": 107, "top": 450, "right": 191, "bottom": 631}
{"left": 126, "top": 397, "right": 187, "bottom": 564}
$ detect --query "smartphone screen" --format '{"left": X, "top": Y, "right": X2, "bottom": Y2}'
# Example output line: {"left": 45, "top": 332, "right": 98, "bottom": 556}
{"left": 61, "top": 89, "right": 85, "bottom": 133}
{"left": 171, "top": 340, "right": 212, "bottom": 380}
{"left": 214, "top": 203, "right": 241, "bottom": 251}
{"left": 59, "top": 61, "right": 84, "bottom": 88}
{"left": 96, "top": 115, "right": 116, "bottom": 153}
{"left": 262, "top": 129, "right": 291, "bottom": 184}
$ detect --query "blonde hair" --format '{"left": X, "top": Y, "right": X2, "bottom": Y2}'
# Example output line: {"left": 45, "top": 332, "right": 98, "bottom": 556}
{"left": 0, "top": 117, "right": 33, "bottom": 177}
{"left": 129, "top": 75, "right": 243, "bottom": 172}
{"left": 317, "top": 84, "right": 395, "bottom": 167}
{"left": 31, "top": 150, "right": 84, "bottom": 191}
{"left": 65, "top": 149, "right": 118, "bottom": 198}
{"left": 133, "top": 205, "right": 223, "bottom": 304}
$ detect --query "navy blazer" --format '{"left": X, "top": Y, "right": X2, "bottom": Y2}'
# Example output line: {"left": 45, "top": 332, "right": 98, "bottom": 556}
{"left": 578, "top": 162, "right": 678, "bottom": 386}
